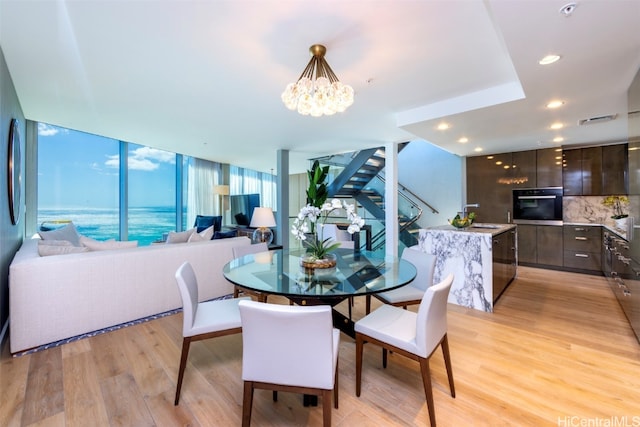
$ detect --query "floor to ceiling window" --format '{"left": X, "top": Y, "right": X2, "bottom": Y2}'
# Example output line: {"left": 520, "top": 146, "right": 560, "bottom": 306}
{"left": 37, "top": 123, "right": 120, "bottom": 240}
{"left": 36, "top": 122, "right": 277, "bottom": 245}
{"left": 127, "top": 143, "right": 177, "bottom": 244}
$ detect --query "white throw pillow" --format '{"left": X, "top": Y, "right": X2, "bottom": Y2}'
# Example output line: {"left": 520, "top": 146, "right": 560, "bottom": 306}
{"left": 38, "top": 240, "right": 89, "bottom": 256}
{"left": 188, "top": 232, "right": 204, "bottom": 243}
{"left": 38, "top": 222, "right": 82, "bottom": 247}
{"left": 198, "top": 225, "right": 214, "bottom": 240}
{"left": 166, "top": 228, "right": 196, "bottom": 244}
{"left": 80, "top": 235, "right": 138, "bottom": 251}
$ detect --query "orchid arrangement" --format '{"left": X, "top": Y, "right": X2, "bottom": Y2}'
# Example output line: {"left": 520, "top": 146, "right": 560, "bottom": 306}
{"left": 602, "top": 195, "right": 629, "bottom": 219}
{"left": 291, "top": 198, "right": 365, "bottom": 259}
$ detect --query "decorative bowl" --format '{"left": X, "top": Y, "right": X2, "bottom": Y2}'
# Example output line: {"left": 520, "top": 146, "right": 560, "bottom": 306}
{"left": 449, "top": 213, "right": 475, "bottom": 229}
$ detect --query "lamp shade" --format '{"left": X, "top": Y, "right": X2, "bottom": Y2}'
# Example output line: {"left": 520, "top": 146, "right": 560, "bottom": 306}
{"left": 213, "top": 184, "right": 230, "bottom": 196}
{"left": 250, "top": 207, "right": 276, "bottom": 228}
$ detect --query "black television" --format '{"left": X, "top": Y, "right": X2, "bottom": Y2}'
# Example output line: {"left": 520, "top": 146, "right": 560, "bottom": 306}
{"left": 229, "top": 193, "right": 260, "bottom": 227}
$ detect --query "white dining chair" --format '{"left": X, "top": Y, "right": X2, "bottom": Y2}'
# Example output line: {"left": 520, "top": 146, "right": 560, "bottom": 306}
{"left": 365, "top": 246, "right": 436, "bottom": 314}
{"left": 321, "top": 223, "right": 355, "bottom": 249}
{"left": 355, "top": 273, "right": 455, "bottom": 427}
{"left": 173, "top": 261, "right": 249, "bottom": 405}
{"left": 232, "top": 242, "right": 270, "bottom": 302}
{"left": 238, "top": 300, "right": 340, "bottom": 427}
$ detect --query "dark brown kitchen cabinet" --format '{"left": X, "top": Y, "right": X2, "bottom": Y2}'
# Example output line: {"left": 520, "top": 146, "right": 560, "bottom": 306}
{"left": 536, "top": 225, "right": 564, "bottom": 267}
{"left": 562, "top": 149, "right": 583, "bottom": 195}
{"left": 536, "top": 148, "right": 563, "bottom": 187}
{"left": 602, "top": 144, "right": 628, "bottom": 195}
{"left": 563, "top": 225, "right": 602, "bottom": 272}
{"left": 466, "top": 153, "right": 512, "bottom": 223}
{"left": 517, "top": 224, "right": 563, "bottom": 267}
{"left": 562, "top": 144, "right": 628, "bottom": 196}
{"left": 511, "top": 150, "right": 536, "bottom": 188}
{"left": 492, "top": 228, "right": 517, "bottom": 303}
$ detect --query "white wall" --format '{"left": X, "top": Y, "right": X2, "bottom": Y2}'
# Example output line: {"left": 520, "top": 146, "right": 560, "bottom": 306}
{"left": 398, "top": 139, "right": 463, "bottom": 228}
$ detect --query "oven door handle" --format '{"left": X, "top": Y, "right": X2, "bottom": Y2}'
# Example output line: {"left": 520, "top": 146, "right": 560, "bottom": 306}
{"left": 517, "top": 195, "right": 556, "bottom": 200}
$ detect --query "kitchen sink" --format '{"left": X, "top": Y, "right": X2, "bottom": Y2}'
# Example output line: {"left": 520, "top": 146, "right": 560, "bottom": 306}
{"left": 470, "top": 224, "right": 502, "bottom": 229}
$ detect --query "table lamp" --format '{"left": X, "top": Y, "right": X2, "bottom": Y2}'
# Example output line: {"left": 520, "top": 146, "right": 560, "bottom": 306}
{"left": 250, "top": 207, "right": 276, "bottom": 245}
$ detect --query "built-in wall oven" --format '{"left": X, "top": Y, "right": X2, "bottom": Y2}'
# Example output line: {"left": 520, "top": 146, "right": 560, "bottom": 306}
{"left": 512, "top": 187, "right": 563, "bottom": 225}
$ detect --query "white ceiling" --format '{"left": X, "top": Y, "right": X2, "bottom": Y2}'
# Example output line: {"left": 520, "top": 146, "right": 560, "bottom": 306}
{"left": 1, "top": 0, "right": 639, "bottom": 174}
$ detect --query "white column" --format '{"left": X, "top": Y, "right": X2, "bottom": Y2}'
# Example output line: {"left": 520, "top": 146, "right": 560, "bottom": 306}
{"left": 385, "top": 142, "right": 399, "bottom": 259}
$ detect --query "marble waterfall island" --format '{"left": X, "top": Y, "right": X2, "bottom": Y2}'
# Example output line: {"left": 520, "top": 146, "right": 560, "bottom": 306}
{"left": 417, "top": 224, "right": 517, "bottom": 312}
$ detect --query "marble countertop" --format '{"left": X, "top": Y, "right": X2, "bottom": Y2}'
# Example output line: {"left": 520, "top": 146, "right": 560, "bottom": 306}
{"left": 427, "top": 223, "right": 516, "bottom": 236}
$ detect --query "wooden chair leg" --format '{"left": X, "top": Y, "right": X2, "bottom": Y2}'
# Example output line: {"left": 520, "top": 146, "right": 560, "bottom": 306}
{"left": 355, "top": 334, "right": 364, "bottom": 397}
{"left": 242, "top": 381, "right": 254, "bottom": 427}
{"left": 273, "top": 391, "right": 278, "bottom": 401}
{"left": 441, "top": 334, "right": 456, "bottom": 397}
{"left": 382, "top": 348, "right": 388, "bottom": 368}
{"left": 322, "top": 389, "right": 332, "bottom": 427}
{"left": 348, "top": 297, "right": 352, "bottom": 319}
{"left": 365, "top": 295, "right": 372, "bottom": 314}
{"left": 174, "top": 337, "right": 192, "bottom": 405}
{"left": 234, "top": 286, "right": 240, "bottom": 298}
{"left": 419, "top": 357, "right": 436, "bottom": 427}
{"left": 334, "top": 359, "right": 339, "bottom": 409}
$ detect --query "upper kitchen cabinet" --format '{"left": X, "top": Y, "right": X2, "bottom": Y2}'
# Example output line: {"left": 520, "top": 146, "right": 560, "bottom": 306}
{"left": 466, "top": 153, "right": 513, "bottom": 223}
{"left": 536, "top": 148, "right": 563, "bottom": 188}
{"left": 467, "top": 148, "right": 563, "bottom": 223}
{"left": 562, "top": 143, "right": 628, "bottom": 196}
{"left": 602, "top": 144, "right": 628, "bottom": 195}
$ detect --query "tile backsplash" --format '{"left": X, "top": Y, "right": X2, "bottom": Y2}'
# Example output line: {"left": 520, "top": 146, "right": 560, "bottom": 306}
{"left": 563, "top": 195, "right": 638, "bottom": 231}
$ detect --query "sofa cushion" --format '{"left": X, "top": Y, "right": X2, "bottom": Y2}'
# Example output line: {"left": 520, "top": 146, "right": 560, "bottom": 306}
{"left": 80, "top": 235, "right": 139, "bottom": 251}
{"left": 37, "top": 240, "right": 89, "bottom": 256}
{"left": 166, "top": 228, "right": 196, "bottom": 244}
{"left": 38, "top": 222, "right": 82, "bottom": 247}
{"left": 213, "top": 229, "right": 238, "bottom": 240}
{"left": 194, "top": 215, "right": 222, "bottom": 233}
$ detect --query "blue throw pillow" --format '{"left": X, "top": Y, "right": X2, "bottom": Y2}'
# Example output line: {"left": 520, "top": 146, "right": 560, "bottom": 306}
{"left": 194, "top": 215, "right": 222, "bottom": 233}
{"left": 213, "top": 230, "right": 238, "bottom": 240}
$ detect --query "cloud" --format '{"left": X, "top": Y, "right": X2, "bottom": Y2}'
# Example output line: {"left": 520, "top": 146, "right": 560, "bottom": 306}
{"left": 104, "top": 147, "right": 174, "bottom": 171}
{"left": 38, "top": 123, "right": 66, "bottom": 136}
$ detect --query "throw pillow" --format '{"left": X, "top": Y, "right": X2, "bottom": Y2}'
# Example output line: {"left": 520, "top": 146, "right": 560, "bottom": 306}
{"left": 213, "top": 229, "right": 238, "bottom": 240}
{"left": 194, "top": 215, "right": 222, "bottom": 233}
{"left": 80, "top": 235, "right": 138, "bottom": 251}
{"left": 198, "top": 225, "right": 214, "bottom": 240}
{"left": 38, "top": 240, "right": 89, "bottom": 256}
{"left": 166, "top": 228, "right": 196, "bottom": 244}
{"left": 38, "top": 222, "right": 82, "bottom": 247}
{"left": 187, "top": 232, "right": 204, "bottom": 243}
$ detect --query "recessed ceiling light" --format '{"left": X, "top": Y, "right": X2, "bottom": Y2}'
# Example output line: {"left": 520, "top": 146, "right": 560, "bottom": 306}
{"left": 496, "top": 161, "right": 503, "bottom": 165}
{"left": 546, "top": 100, "right": 564, "bottom": 109}
{"left": 539, "top": 55, "right": 561, "bottom": 65}
{"left": 474, "top": 147, "right": 483, "bottom": 152}
{"left": 437, "top": 122, "right": 450, "bottom": 131}
{"left": 553, "top": 136, "right": 564, "bottom": 143}
{"left": 560, "top": 2, "right": 577, "bottom": 17}
{"left": 458, "top": 137, "right": 469, "bottom": 143}
{"left": 550, "top": 122, "right": 563, "bottom": 130}
{"left": 487, "top": 155, "right": 494, "bottom": 159}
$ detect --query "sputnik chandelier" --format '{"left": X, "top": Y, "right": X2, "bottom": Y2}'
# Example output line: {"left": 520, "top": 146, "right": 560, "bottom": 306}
{"left": 281, "top": 44, "right": 354, "bottom": 117}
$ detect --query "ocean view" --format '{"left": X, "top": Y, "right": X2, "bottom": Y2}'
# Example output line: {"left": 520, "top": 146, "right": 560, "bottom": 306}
{"left": 38, "top": 207, "right": 184, "bottom": 246}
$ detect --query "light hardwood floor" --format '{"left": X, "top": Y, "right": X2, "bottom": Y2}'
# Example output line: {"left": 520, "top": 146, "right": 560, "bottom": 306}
{"left": 2, "top": 266, "right": 640, "bottom": 426}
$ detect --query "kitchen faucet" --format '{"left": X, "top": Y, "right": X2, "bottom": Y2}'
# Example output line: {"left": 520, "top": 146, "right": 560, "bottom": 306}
{"left": 462, "top": 203, "right": 479, "bottom": 217}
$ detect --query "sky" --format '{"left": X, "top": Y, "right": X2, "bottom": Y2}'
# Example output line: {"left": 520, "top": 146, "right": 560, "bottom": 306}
{"left": 38, "top": 123, "right": 176, "bottom": 209}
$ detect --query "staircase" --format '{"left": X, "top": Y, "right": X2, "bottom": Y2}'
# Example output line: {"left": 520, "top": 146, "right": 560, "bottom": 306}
{"left": 315, "top": 143, "right": 433, "bottom": 252}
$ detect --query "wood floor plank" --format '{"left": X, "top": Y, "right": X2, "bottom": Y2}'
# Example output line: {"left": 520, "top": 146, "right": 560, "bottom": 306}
{"left": 2, "top": 266, "right": 640, "bottom": 426}
{"left": 100, "top": 372, "right": 155, "bottom": 427}
{"left": 0, "top": 346, "right": 30, "bottom": 427}
{"left": 61, "top": 351, "right": 110, "bottom": 426}
{"left": 20, "top": 348, "right": 64, "bottom": 426}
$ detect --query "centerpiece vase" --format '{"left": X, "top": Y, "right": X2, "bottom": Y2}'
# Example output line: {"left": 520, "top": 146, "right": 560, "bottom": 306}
{"left": 300, "top": 252, "right": 337, "bottom": 272}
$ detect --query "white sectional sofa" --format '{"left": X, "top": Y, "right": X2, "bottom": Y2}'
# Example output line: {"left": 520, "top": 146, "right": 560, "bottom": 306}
{"left": 9, "top": 236, "right": 251, "bottom": 354}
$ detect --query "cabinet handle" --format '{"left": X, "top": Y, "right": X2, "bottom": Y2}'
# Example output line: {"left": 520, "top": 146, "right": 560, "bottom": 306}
{"left": 574, "top": 237, "right": 588, "bottom": 241}
{"left": 575, "top": 228, "right": 586, "bottom": 231}
{"left": 574, "top": 253, "right": 589, "bottom": 258}
{"left": 623, "top": 289, "right": 631, "bottom": 297}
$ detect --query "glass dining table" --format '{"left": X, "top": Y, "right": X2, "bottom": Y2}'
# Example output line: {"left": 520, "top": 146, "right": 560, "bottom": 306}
{"left": 223, "top": 248, "right": 417, "bottom": 337}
